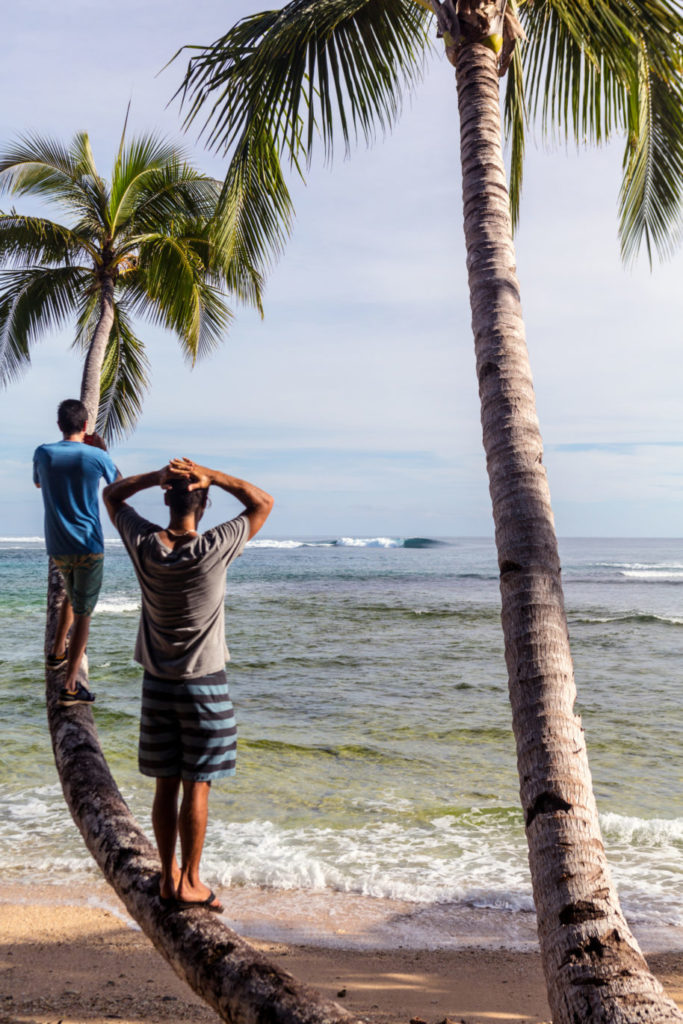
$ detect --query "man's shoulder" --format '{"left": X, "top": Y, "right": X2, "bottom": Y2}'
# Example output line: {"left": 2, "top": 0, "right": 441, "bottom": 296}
{"left": 81, "top": 444, "right": 115, "bottom": 466}
{"left": 203, "top": 513, "right": 250, "bottom": 554}
{"left": 115, "top": 504, "right": 157, "bottom": 534}
{"left": 33, "top": 440, "right": 59, "bottom": 458}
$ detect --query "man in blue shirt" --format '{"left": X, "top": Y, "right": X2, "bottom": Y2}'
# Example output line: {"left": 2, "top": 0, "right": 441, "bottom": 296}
{"left": 33, "top": 399, "right": 119, "bottom": 706}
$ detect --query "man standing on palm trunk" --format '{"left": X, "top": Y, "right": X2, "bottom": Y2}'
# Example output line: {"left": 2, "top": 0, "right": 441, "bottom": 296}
{"left": 33, "top": 398, "right": 119, "bottom": 705}
{"left": 103, "top": 458, "right": 273, "bottom": 912}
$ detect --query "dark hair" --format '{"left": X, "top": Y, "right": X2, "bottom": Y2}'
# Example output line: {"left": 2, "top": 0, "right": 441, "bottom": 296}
{"left": 166, "top": 478, "right": 209, "bottom": 518}
{"left": 57, "top": 399, "right": 88, "bottom": 435}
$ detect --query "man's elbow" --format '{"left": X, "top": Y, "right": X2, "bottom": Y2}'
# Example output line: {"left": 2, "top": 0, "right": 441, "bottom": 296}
{"left": 102, "top": 485, "right": 119, "bottom": 521}
{"left": 260, "top": 493, "right": 275, "bottom": 519}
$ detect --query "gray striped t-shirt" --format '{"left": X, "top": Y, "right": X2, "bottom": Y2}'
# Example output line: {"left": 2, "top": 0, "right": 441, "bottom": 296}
{"left": 115, "top": 505, "right": 249, "bottom": 679}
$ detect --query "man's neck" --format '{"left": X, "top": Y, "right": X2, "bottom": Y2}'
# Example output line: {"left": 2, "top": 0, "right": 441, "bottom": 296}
{"left": 166, "top": 515, "right": 198, "bottom": 536}
{"left": 62, "top": 432, "right": 86, "bottom": 443}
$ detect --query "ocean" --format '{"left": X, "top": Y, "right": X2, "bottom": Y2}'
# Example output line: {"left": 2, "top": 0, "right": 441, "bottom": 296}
{"left": 1, "top": 535, "right": 682, "bottom": 951}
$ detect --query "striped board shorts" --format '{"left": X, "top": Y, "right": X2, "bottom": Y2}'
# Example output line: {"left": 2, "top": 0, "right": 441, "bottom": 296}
{"left": 139, "top": 669, "right": 237, "bottom": 782}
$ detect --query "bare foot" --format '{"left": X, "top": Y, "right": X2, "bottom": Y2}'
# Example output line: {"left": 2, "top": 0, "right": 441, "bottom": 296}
{"left": 159, "top": 862, "right": 181, "bottom": 902}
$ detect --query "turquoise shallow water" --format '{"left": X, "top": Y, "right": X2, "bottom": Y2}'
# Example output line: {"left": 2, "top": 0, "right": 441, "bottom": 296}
{"left": 1, "top": 535, "right": 682, "bottom": 948}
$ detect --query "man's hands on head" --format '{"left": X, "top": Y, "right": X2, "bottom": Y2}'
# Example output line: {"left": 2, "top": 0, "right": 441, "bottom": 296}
{"left": 105, "top": 459, "right": 273, "bottom": 538}
{"left": 168, "top": 458, "right": 212, "bottom": 491}
{"left": 159, "top": 463, "right": 190, "bottom": 490}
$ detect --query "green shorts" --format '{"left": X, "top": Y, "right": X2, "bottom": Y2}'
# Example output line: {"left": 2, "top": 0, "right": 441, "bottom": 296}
{"left": 53, "top": 553, "right": 105, "bottom": 616}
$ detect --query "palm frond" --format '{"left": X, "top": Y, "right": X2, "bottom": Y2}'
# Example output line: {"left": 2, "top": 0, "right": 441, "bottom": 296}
{"left": 520, "top": 0, "right": 679, "bottom": 137}
{"left": 0, "top": 212, "right": 95, "bottom": 267}
{"left": 503, "top": 45, "right": 526, "bottom": 232}
{"left": 72, "top": 288, "right": 102, "bottom": 352}
{"left": 96, "top": 303, "right": 150, "bottom": 441}
{"left": 117, "top": 162, "right": 222, "bottom": 235}
{"left": 0, "top": 133, "right": 109, "bottom": 231}
{"left": 213, "top": 126, "right": 292, "bottom": 302}
{"left": 174, "top": 0, "right": 432, "bottom": 163}
{"left": 71, "top": 132, "right": 111, "bottom": 234}
{"left": 124, "top": 231, "right": 233, "bottom": 363}
{"left": 0, "top": 265, "right": 89, "bottom": 385}
{"left": 0, "top": 133, "right": 77, "bottom": 194}
{"left": 71, "top": 132, "right": 100, "bottom": 181}
{"left": 109, "top": 134, "right": 193, "bottom": 232}
{"left": 517, "top": 0, "right": 683, "bottom": 261}
{"left": 619, "top": 42, "right": 683, "bottom": 266}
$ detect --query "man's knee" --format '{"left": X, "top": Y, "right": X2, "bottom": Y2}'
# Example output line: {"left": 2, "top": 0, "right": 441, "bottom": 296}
{"left": 156, "top": 775, "right": 181, "bottom": 796}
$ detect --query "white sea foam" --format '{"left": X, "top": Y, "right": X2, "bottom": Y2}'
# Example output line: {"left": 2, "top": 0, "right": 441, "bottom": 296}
{"left": 578, "top": 613, "right": 683, "bottom": 626}
{"left": 601, "top": 811, "right": 683, "bottom": 845}
{"left": 247, "top": 539, "right": 306, "bottom": 549}
{"left": 1, "top": 786, "right": 682, "bottom": 949}
{"left": 94, "top": 597, "right": 140, "bottom": 614}
{"left": 337, "top": 537, "right": 401, "bottom": 548}
{"left": 0, "top": 536, "right": 44, "bottom": 543}
{"left": 621, "top": 570, "right": 683, "bottom": 580}
{"left": 201, "top": 815, "right": 534, "bottom": 907}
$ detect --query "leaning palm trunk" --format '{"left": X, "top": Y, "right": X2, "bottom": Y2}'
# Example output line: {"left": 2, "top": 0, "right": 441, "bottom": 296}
{"left": 41, "top": 334, "right": 357, "bottom": 1023}
{"left": 456, "top": 42, "right": 682, "bottom": 1023}
{"left": 45, "top": 566, "right": 355, "bottom": 1024}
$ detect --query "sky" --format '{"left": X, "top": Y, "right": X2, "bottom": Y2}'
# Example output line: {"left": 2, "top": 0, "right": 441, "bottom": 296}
{"left": 1, "top": 0, "right": 682, "bottom": 538}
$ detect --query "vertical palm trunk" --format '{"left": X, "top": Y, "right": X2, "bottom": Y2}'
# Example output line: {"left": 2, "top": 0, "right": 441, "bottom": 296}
{"left": 80, "top": 275, "right": 115, "bottom": 429}
{"left": 455, "top": 41, "right": 682, "bottom": 1023}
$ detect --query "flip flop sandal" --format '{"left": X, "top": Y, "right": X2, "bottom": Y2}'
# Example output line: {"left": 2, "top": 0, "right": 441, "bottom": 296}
{"left": 175, "top": 890, "right": 224, "bottom": 913}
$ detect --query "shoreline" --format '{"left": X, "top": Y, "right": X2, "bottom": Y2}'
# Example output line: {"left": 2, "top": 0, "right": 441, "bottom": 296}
{"left": 1, "top": 890, "right": 682, "bottom": 1024}
{"left": 2, "top": 876, "right": 683, "bottom": 954}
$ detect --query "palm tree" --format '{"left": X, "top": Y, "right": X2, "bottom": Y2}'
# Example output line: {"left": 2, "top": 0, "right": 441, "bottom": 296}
{"left": 0, "top": 130, "right": 318, "bottom": 1022}
{"left": 0, "top": 126, "right": 267, "bottom": 438}
{"left": 170, "top": 2, "right": 683, "bottom": 1021}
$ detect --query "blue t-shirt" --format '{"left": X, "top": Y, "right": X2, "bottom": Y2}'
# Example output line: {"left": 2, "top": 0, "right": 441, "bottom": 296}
{"left": 33, "top": 440, "right": 118, "bottom": 556}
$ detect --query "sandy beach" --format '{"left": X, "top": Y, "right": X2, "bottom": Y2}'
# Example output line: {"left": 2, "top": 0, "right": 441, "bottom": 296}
{"left": 1, "top": 895, "right": 682, "bottom": 1024}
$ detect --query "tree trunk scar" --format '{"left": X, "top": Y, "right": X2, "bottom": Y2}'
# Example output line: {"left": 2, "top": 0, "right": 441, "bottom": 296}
{"left": 559, "top": 902, "right": 608, "bottom": 926}
{"left": 525, "top": 791, "right": 572, "bottom": 827}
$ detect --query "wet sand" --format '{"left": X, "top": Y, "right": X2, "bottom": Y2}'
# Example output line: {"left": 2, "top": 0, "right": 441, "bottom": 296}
{"left": 1, "top": 901, "right": 682, "bottom": 1024}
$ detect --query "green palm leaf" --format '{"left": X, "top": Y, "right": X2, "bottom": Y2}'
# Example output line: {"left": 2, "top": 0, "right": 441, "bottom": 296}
{"left": 619, "top": 41, "right": 683, "bottom": 265}
{"left": 1, "top": 125, "right": 263, "bottom": 439}
{"left": 172, "top": 0, "right": 431, "bottom": 282}
{"left": 504, "top": 45, "right": 527, "bottom": 232}
{"left": 0, "top": 134, "right": 106, "bottom": 229}
{"left": 122, "top": 163, "right": 222, "bottom": 233}
{"left": 109, "top": 135, "right": 194, "bottom": 232}
{"left": 0, "top": 264, "right": 89, "bottom": 383}
{"left": 515, "top": 0, "right": 683, "bottom": 258}
{"left": 214, "top": 127, "right": 290, "bottom": 300}
{"left": 176, "top": 0, "right": 431, "bottom": 161}
{"left": 124, "top": 229, "right": 233, "bottom": 363}
{"left": 0, "top": 213, "right": 95, "bottom": 266}
{"left": 96, "top": 303, "right": 150, "bottom": 441}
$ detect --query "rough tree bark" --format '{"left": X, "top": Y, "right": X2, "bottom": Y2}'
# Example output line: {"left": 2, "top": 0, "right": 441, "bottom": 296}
{"left": 79, "top": 275, "right": 115, "bottom": 428}
{"left": 44, "top": 565, "right": 361, "bottom": 1024}
{"left": 455, "top": 40, "right": 683, "bottom": 1024}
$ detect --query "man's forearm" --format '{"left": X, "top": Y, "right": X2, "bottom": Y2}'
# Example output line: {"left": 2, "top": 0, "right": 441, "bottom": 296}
{"left": 208, "top": 470, "right": 273, "bottom": 513}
